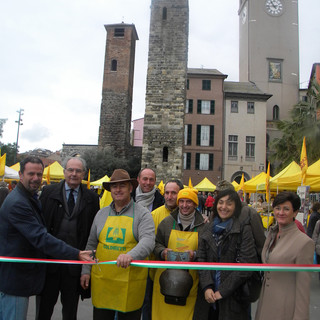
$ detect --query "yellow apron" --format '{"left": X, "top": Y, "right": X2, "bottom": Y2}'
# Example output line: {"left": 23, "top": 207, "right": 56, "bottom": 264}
{"left": 152, "top": 221, "right": 199, "bottom": 320}
{"left": 91, "top": 209, "right": 147, "bottom": 312}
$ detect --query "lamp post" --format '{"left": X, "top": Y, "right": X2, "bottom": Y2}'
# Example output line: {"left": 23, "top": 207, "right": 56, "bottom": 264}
{"left": 14, "top": 108, "right": 24, "bottom": 164}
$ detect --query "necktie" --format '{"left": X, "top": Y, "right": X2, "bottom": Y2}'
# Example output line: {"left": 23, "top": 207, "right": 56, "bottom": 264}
{"left": 68, "top": 189, "right": 75, "bottom": 214}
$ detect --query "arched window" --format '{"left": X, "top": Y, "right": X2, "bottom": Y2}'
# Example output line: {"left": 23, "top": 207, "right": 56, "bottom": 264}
{"left": 273, "top": 105, "right": 279, "bottom": 120}
{"left": 163, "top": 147, "right": 168, "bottom": 162}
{"left": 162, "top": 7, "right": 167, "bottom": 20}
{"left": 111, "top": 59, "right": 117, "bottom": 71}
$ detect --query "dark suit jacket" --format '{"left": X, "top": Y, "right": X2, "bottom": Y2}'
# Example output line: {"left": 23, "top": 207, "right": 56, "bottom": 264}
{"left": 40, "top": 180, "right": 100, "bottom": 276}
{"left": 0, "top": 183, "right": 79, "bottom": 297}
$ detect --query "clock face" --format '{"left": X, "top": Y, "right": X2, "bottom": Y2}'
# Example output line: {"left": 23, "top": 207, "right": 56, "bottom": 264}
{"left": 241, "top": 6, "right": 247, "bottom": 24}
{"left": 265, "top": 0, "right": 284, "bottom": 16}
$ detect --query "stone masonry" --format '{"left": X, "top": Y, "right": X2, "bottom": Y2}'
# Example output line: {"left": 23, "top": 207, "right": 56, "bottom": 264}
{"left": 98, "top": 24, "right": 138, "bottom": 158}
{"left": 142, "top": 0, "right": 189, "bottom": 181}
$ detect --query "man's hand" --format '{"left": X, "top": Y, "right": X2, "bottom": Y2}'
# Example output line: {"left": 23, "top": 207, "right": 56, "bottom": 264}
{"left": 117, "top": 254, "right": 133, "bottom": 268}
{"left": 161, "top": 248, "right": 173, "bottom": 260}
{"left": 80, "top": 274, "right": 90, "bottom": 290}
{"left": 79, "top": 250, "right": 96, "bottom": 262}
{"left": 186, "top": 250, "right": 196, "bottom": 261}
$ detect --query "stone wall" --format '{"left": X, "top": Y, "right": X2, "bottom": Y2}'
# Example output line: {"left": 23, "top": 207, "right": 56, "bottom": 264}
{"left": 142, "top": 0, "right": 189, "bottom": 182}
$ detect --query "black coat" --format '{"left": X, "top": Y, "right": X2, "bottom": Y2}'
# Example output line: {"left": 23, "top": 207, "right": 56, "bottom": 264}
{"left": 0, "top": 183, "right": 79, "bottom": 297}
{"left": 196, "top": 218, "right": 258, "bottom": 320}
{"left": 40, "top": 180, "right": 100, "bottom": 276}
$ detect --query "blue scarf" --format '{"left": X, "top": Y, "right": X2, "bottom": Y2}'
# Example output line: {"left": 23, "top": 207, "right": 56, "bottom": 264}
{"left": 212, "top": 216, "right": 233, "bottom": 235}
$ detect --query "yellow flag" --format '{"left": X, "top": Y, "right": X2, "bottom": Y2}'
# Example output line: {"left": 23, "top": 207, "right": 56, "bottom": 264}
{"left": 46, "top": 165, "right": 51, "bottom": 185}
{"left": 100, "top": 190, "right": 112, "bottom": 209}
{"left": 0, "top": 153, "right": 6, "bottom": 176}
{"left": 239, "top": 173, "right": 245, "bottom": 191}
{"left": 188, "top": 177, "right": 193, "bottom": 188}
{"left": 87, "top": 169, "right": 91, "bottom": 189}
{"left": 266, "top": 162, "right": 270, "bottom": 203}
{"left": 157, "top": 180, "right": 164, "bottom": 195}
{"left": 300, "top": 137, "right": 308, "bottom": 185}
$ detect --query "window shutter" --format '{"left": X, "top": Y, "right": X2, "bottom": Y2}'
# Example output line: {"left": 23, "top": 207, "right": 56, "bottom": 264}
{"left": 189, "top": 99, "right": 193, "bottom": 113}
{"left": 209, "top": 154, "right": 214, "bottom": 170}
{"left": 196, "top": 125, "right": 201, "bottom": 146}
{"left": 186, "top": 153, "right": 191, "bottom": 170}
{"left": 197, "top": 100, "right": 202, "bottom": 114}
{"left": 210, "top": 100, "right": 215, "bottom": 114}
{"left": 209, "top": 125, "right": 214, "bottom": 146}
{"left": 195, "top": 153, "right": 200, "bottom": 170}
{"left": 187, "top": 124, "right": 192, "bottom": 145}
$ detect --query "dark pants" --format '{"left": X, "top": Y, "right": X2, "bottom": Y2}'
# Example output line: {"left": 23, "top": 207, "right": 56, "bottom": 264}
{"left": 141, "top": 276, "right": 153, "bottom": 320}
{"left": 36, "top": 265, "right": 80, "bottom": 320}
{"left": 93, "top": 307, "right": 141, "bottom": 320}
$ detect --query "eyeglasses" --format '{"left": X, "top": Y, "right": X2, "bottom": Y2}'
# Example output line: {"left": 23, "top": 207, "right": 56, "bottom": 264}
{"left": 65, "top": 168, "right": 83, "bottom": 174}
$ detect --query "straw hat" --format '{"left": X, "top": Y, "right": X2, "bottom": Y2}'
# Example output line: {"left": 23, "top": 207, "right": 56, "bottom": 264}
{"left": 102, "top": 169, "right": 138, "bottom": 191}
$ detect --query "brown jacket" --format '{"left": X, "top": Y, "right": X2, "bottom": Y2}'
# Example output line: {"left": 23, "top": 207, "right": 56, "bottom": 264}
{"left": 255, "top": 222, "right": 314, "bottom": 320}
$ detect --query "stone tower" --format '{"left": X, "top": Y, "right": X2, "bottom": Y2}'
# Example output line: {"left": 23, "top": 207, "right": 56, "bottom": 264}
{"left": 98, "top": 23, "right": 138, "bottom": 157}
{"left": 142, "top": 0, "right": 189, "bottom": 181}
{"left": 238, "top": 0, "right": 299, "bottom": 146}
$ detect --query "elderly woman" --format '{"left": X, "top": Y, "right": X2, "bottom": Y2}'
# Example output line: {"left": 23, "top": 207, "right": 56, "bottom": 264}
{"left": 255, "top": 191, "right": 314, "bottom": 320}
{"left": 197, "top": 189, "right": 258, "bottom": 320}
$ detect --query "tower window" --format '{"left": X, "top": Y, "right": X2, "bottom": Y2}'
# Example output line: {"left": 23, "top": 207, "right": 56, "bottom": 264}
{"left": 114, "top": 28, "right": 125, "bottom": 37}
{"left": 273, "top": 105, "right": 279, "bottom": 120}
{"left": 163, "top": 147, "right": 168, "bottom": 162}
{"left": 111, "top": 60, "right": 117, "bottom": 71}
{"left": 162, "top": 7, "right": 167, "bottom": 20}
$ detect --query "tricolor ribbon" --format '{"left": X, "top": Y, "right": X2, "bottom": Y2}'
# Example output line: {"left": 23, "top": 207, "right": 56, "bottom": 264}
{"left": 0, "top": 256, "right": 319, "bottom": 272}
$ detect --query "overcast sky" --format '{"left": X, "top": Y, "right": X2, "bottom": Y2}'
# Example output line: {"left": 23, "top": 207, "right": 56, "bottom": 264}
{"left": 0, "top": 0, "right": 319, "bottom": 153}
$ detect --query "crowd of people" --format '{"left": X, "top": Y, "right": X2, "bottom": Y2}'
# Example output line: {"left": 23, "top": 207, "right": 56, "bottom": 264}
{"left": 0, "top": 156, "right": 318, "bottom": 320}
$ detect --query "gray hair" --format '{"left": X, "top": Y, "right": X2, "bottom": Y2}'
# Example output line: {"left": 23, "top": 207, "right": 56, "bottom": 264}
{"left": 62, "top": 156, "right": 87, "bottom": 172}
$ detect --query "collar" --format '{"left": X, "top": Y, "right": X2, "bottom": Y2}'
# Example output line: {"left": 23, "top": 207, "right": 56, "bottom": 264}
{"left": 64, "top": 182, "right": 80, "bottom": 193}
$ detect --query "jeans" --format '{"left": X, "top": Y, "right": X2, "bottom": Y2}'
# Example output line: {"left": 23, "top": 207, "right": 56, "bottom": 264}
{"left": 0, "top": 291, "right": 29, "bottom": 320}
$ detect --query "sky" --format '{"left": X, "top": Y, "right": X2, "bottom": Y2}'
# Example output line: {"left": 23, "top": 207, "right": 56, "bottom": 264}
{"left": 0, "top": 0, "right": 319, "bottom": 153}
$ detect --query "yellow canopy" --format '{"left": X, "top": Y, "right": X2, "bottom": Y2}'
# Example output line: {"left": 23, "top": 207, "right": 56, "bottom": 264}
{"left": 276, "top": 159, "right": 320, "bottom": 192}
{"left": 90, "top": 175, "right": 110, "bottom": 188}
{"left": 43, "top": 161, "right": 64, "bottom": 181}
{"left": 232, "top": 181, "right": 240, "bottom": 191}
{"left": 10, "top": 162, "right": 20, "bottom": 172}
{"left": 194, "top": 177, "right": 216, "bottom": 192}
{"left": 257, "top": 161, "right": 301, "bottom": 192}
{"left": 244, "top": 172, "right": 270, "bottom": 193}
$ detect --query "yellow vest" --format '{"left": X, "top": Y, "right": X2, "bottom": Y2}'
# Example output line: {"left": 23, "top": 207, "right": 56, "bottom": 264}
{"left": 91, "top": 211, "right": 148, "bottom": 312}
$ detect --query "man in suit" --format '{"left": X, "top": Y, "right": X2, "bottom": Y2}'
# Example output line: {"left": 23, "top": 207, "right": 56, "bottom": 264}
{"left": 37, "top": 157, "right": 100, "bottom": 320}
{"left": 0, "top": 157, "right": 93, "bottom": 320}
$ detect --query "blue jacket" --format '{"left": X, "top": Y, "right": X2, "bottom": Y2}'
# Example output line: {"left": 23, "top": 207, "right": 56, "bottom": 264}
{"left": 0, "top": 183, "right": 79, "bottom": 297}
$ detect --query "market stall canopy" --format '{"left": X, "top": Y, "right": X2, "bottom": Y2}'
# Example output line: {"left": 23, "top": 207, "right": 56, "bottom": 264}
{"left": 194, "top": 177, "right": 216, "bottom": 192}
{"left": 275, "top": 159, "right": 320, "bottom": 192}
{"left": 232, "top": 181, "right": 240, "bottom": 191}
{"left": 1, "top": 166, "right": 19, "bottom": 180}
{"left": 10, "top": 162, "right": 20, "bottom": 172}
{"left": 257, "top": 161, "right": 301, "bottom": 192}
{"left": 244, "top": 172, "right": 270, "bottom": 193}
{"left": 90, "top": 175, "right": 110, "bottom": 188}
{"left": 43, "top": 161, "right": 64, "bottom": 181}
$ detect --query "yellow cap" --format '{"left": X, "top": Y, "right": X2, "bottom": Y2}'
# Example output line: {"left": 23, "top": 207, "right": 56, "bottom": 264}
{"left": 177, "top": 188, "right": 199, "bottom": 206}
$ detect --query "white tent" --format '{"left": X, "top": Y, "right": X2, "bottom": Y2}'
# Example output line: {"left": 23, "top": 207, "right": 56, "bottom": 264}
{"left": 1, "top": 166, "right": 19, "bottom": 180}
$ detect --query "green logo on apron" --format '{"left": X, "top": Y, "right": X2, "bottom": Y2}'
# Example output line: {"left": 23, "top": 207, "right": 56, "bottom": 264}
{"left": 106, "top": 227, "right": 126, "bottom": 244}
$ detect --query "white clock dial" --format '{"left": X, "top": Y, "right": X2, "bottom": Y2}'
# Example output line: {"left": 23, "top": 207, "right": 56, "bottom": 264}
{"left": 265, "top": 0, "right": 284, "bottom": 16}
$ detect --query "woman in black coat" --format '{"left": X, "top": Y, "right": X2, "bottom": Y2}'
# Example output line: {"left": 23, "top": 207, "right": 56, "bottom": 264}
{"left": 197, "top": 189, "right": 258, "bottom": 320}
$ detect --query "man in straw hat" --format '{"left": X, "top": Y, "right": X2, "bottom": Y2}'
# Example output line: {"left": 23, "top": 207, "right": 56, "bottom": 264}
{"left": 80, "top": 169, "right": 155, "bottom": 320}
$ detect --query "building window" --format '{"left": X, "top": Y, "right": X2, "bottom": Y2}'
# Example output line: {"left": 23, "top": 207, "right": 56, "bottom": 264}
{"left": 202, "top": 80, "right": 211, "bottom": 91}
{"left": 185, "top": 99, "right": 193, "bottom": 113}
{"left": 246, "top": 136, "right": 255, "bottom": 160}
{"left": 163, "top": 147, "right": 168, "bottom": 162}
{"left": 162, "top": 7, "right": 167, "bottom": 20}
{"left": 228, "top": 135, "right": 238, "bottom": 160}
{"left": 268, "top": 59, "right": 282, "bottom": 82}
{"left": 195, "top": 153, "right": 214, "bottom": 170}
{"left": 273, "top": 105, "right": 279, "bottom": 120}
{"left": 111, "top": 59, "right": 117, "bottom": 71}
{"left": 247, "top": 102, "right": 255, "bottom": 114}
{"left": 187, "top": 79, "right": 189, "bottom": 90}
{"left": 231, "top": 101, "right": 238, "bottom": 113}
{"left": 114, "top": 28, "right": 125, "bottom": 37}
{"left": 184, "top": 124, "right": 192, "bottom": 146}
{"left": 183, "top": 153, "right": 191, "bottom": 170}
{"left": 197, "top": 100, "right": 215, "bottom": 114}
{"left": 196, "top": 125, "right": 214, "bottom": 146}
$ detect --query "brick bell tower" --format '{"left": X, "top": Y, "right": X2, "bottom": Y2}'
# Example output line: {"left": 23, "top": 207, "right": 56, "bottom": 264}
{"left": 142, "top": 0, "right": 189, "bottom": 181}
{"left": 98, "top": 23, "right": 139, "bottom": 158}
